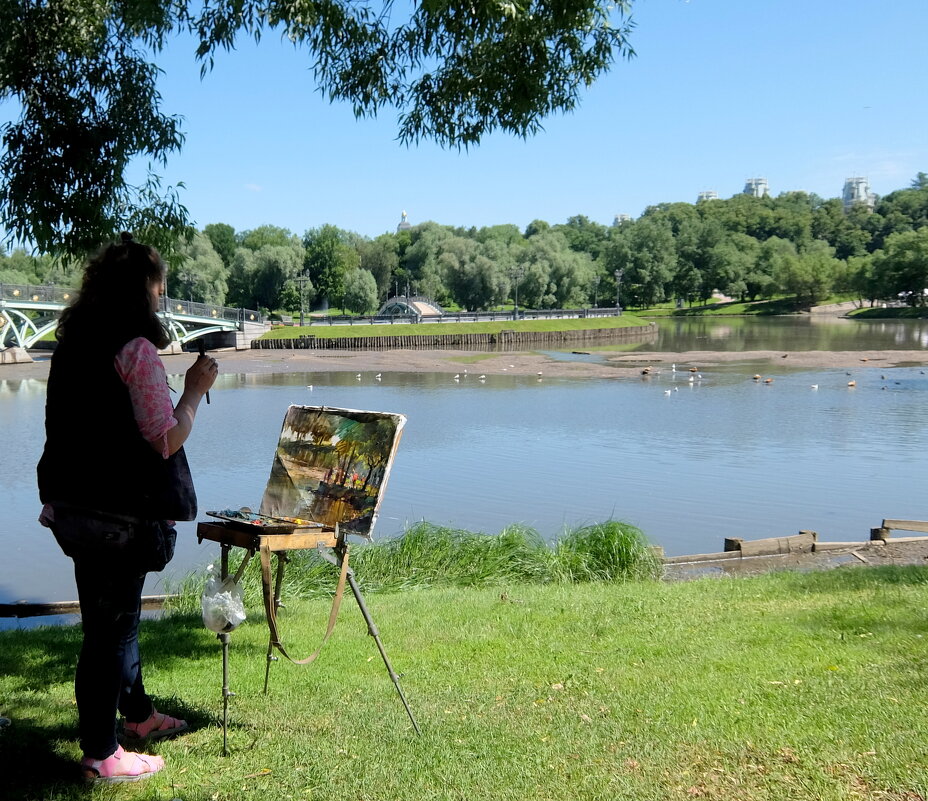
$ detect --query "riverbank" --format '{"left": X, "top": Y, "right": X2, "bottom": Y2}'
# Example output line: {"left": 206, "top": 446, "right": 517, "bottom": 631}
{"left": 5, "top": 345, "right": 928, "bottom": 382}
{"left": 125, "top": 346, "right": 928, "bottom": 385}
{"left": 664, "top": 536, "right": 928, "bottom": 579}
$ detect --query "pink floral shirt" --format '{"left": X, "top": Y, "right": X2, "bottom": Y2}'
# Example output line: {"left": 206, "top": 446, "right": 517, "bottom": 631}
{"left": 114, "top": 337, "right": 178, "bottom": 457}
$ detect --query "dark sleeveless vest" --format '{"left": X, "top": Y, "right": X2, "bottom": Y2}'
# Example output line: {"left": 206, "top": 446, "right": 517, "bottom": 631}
{"left": 37, "top": 338, "right": 196, "bottom": 520}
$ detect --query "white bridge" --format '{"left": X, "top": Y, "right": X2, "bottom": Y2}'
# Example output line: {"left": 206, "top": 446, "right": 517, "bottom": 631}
{"left": 0, "top": 282, "right": 265, "bottom": 350}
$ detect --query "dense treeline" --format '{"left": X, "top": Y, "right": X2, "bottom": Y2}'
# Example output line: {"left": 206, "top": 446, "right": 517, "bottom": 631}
{"left": 2, "top": 174, "right": 926, "bottom": 314}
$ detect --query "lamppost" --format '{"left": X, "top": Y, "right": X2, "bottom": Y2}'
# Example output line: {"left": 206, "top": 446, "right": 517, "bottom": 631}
{"left": 592, "top": 275, "right": 600, "bottom": 308}
{"left": 180, "top": 269, "right": 194, "bottom": 302}
{"left": 511, "top": 266, "right": 525, "bottom": 321}
{"left": 296, "top": 273, "right": 311, "bottom": 326}
{"left": 614, "top": 269, "right": 624, "bottom": 315}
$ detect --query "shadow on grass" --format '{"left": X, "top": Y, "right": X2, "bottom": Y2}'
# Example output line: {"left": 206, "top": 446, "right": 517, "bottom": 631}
{"left": 0, "top": 613, "right": 224, "bottom": 799}
{"left": 0, "top": 712, "right": 213, "bottom": 800}
{"left": 0, "top": 714, "right": 86, "bottom": 798}
{"left": 0, "top": 613, "right": 218, "bottom": 692}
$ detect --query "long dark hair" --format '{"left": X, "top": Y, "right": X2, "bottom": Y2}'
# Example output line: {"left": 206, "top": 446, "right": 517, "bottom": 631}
{"left": 57, "top": 233, "right": 170, "bottom": 351}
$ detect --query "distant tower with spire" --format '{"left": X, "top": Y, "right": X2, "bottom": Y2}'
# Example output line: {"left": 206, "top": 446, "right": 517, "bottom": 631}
{"left": 842, "top": 177, "right": 878, "bottom": 212}
{"left": 397, "top": 210, "right": 412, "bottom": 232}
{"left": 743, "top": 178, "right": 769, "bottom": 198}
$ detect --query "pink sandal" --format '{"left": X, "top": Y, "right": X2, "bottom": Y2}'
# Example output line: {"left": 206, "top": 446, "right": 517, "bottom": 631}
{"left": 123, "top": 708, "right": 189, "bottom": 741}
{"left": 81, "top": 745, "right": 164, "bottom": 784}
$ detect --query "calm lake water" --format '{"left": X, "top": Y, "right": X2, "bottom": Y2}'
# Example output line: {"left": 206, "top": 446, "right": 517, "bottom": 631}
{"left": 2, "top": 316, "right": 927, "bottom": 629}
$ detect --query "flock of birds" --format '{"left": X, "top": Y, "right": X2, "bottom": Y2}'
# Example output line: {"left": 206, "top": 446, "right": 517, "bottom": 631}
{"left": 307, "top": 365, "right": 549, "bottom": 390}
{"left": 306, "top": 359, "right": 924, "bottom": 393}
{"left": 640, "top": 359, "right": 925, "bottom": 396}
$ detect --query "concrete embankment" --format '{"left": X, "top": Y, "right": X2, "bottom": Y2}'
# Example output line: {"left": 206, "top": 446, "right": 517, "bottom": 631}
{"left": 0, "top": 347, "right": 32, "bottom": 364}
{"left": 252, "top": 324, "right": 657, "bottom": 351}
{"left": 662, "top": 524, "right": 928, "bottom": 580}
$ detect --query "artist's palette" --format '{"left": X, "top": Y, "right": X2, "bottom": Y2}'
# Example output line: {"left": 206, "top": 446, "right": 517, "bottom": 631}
{"left": 206, "top": 508, "right": 322, "bottom": 534}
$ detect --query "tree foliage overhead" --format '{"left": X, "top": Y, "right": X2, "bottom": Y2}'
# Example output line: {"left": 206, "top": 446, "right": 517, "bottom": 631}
{"left": 0, "top": 0, "right": 188, "bottom": 258}
{"left": 0, "top": 0, "right": 635, "bottom": 259}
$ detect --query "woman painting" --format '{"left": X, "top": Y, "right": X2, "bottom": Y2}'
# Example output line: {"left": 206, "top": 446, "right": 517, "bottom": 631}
{"left": 37, "top": 233, "right": 218, "bottom": 783}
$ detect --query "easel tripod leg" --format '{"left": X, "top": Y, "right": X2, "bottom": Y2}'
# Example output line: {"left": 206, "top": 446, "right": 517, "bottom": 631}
{"left": 343, "top": 567, "right": 421, "bottom": 735}
{"left": 219, "top": 543, "right": 235, "bottom": 756}
{"left": 219, "top": 632, "right": 232, "bottom": 756}
{"left": 263, "top": 552, "right": 288, "bottom": 694}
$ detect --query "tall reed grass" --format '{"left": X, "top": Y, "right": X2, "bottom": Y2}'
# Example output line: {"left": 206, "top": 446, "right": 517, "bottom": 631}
{"left": 169, "top": 519, "right": 661, "bottom": 613}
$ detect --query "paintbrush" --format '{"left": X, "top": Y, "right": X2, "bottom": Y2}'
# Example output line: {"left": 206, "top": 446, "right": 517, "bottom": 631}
{"left": 198, "top": 339, "right": 211, "bottom": 404}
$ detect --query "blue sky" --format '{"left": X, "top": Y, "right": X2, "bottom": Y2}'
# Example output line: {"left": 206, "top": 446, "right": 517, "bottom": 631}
{"left": 66, "top": 0, "right": 928, "bottom": 239}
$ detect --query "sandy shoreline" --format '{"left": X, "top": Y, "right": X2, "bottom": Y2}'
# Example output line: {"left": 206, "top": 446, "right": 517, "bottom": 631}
{"left": 223, "top": 347, "right": 928, "bottom": 378}
{"left": 5, "top": 345, "right": 928, "bottom": 382}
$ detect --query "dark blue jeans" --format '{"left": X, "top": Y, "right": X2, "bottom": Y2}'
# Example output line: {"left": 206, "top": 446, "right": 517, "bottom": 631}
{"left": 51, "top": 511, "right": 167, "bottom": 759}
{"left": 71, "top": 557, "right": 154, "bottom": 758}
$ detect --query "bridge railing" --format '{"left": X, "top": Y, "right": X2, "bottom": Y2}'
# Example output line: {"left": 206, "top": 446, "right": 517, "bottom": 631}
{"left": 0, "top": 282, "right": 77, "bottom": 304}
{"left": 159, "top": 297, "right": 262, "bottom": 324}
{"left": 1, "top": 282, "right": 263, "bottom": 325}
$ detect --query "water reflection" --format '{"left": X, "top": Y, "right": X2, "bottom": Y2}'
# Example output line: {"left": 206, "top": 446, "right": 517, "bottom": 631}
{"left": 0, "top": 378, "right": 47, "bottom": 398}
{"left": 635, "top": 316, "right": 928, "bottom": 352}
{"left": 1, "top": 317, "right": 926, "bottom": 630}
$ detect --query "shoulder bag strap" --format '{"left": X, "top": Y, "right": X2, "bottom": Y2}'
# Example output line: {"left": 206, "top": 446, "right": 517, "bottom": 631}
{"left": 259, "top": 541, "right": 349, "bottom": 665}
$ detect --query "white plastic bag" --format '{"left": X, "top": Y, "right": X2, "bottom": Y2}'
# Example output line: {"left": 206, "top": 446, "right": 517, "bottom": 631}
{"left": 200, "top": 563, "right": 246, "bottom": 633}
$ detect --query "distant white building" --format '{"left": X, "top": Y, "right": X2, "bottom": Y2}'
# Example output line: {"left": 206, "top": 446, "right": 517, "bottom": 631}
{"left": 613, "top": 214, "right": 632, "bottom": 225}
{"left": 842, "top": 177, "right": 878, "bottom": 212}
{"left": 743, "top": 178, "right": 769, "bottom": 198}
{"left": 697, "top": 190, "right": 719, "bottom": 202}
{"left": 396, "top": 210, "right": 412, "bottom": 232}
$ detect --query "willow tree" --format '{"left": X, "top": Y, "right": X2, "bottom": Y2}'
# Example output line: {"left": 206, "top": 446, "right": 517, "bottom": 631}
{"left": 0, "top": 0, "right": 635, "bottom": 259}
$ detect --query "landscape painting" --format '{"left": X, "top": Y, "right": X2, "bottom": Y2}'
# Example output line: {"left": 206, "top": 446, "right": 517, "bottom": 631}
{"left": 259, "top": 405, "right": 406, "bottom": 539}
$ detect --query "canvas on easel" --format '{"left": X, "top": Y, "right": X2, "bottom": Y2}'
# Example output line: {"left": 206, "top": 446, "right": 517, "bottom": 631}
{"left": 198, "top": 403, "right": 420, "bottom": 745}
{"left": 258, "top": 405, "right": 406, "bottom": 540}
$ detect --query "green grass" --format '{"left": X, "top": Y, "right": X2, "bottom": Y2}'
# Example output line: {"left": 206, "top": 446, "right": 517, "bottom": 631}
{"left": 2, "top": 558, "right": 927, "bottom": 800}
{"left": 637, "top": 295, "right": 870, "bottom": 318}
{"left": 849, "top": 306, "right": 928, "bottom": 319}
{"left": 168, "top": 521, "right": 662, "bottom": 613}
{"left": 259, "top": 315, "right": 648, "bottom": 340}
{"left": 639, "top": 298, "right": 809, "bottom": 317}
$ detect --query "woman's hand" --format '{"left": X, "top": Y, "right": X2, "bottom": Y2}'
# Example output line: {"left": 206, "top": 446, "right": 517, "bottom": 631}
{"left": 185, "top": 354, "right": 218, "bottom": 397}
{"left": 161, "top": 354, "right": 219, "bottom": 455}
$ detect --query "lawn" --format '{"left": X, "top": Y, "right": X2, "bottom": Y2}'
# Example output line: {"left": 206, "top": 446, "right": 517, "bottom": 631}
{"left": 2, "top": 557, "right": 926, "bottom": 800}
{"left": 259, "top": 314, "right": 649, "bottom": 340}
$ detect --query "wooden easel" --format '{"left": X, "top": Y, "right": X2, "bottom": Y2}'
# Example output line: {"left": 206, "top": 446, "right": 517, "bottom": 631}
{"left": 197, "top": 521, "right": 420, "bottom": 754}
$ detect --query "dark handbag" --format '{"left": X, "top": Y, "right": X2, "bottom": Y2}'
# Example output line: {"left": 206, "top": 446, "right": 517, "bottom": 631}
{"left": 51, "top": 505, "right": 177, "bottom": 574}
{"left": 144, "top": 520, "right": 177, "bottom": 572}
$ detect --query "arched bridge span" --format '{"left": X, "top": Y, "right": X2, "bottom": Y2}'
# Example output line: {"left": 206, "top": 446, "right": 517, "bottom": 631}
{"left": 0, "top": 282, "right": 264, "bottom": 350}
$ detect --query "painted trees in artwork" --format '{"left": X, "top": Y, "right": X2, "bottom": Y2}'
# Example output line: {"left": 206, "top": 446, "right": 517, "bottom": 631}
{"left": 332, "top": 418, "right": 397, "bottom": 490}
